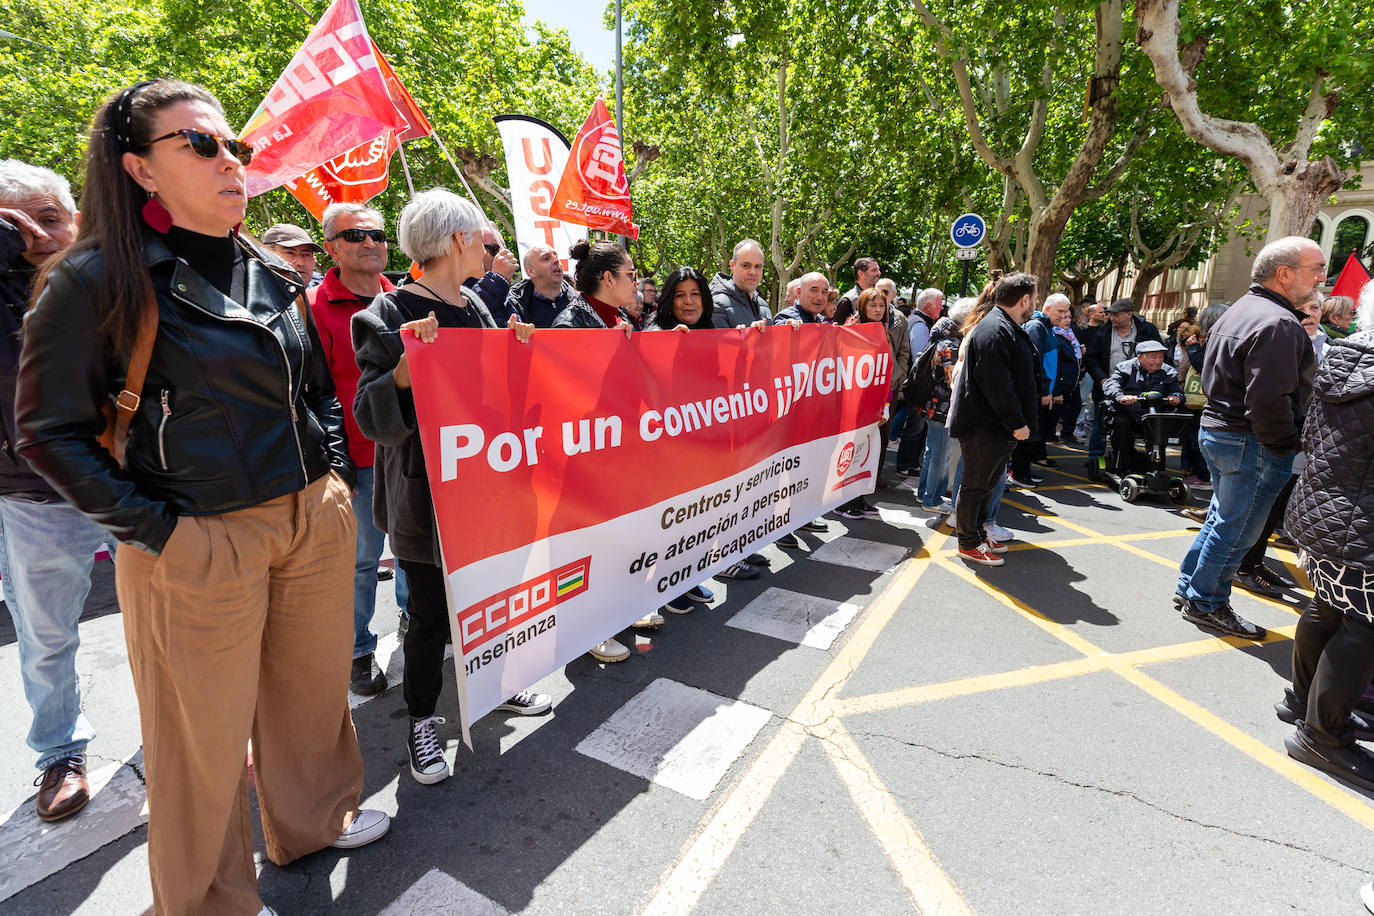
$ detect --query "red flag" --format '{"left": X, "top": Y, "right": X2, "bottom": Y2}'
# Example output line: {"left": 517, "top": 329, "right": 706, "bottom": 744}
{"left": 549, "top": 98, "right": 638, "bottom": 240}
{"left": 372, "top": 41, "right": 432, "bottom": 142}
{"left": 1331, "top": 252, "right": 1371, "bottom": 303}
{"left": 240, "top": 0, "right": 407, "bottom": 197}
{"left": 283, "top": 131, "right": 398, "bottom": 220}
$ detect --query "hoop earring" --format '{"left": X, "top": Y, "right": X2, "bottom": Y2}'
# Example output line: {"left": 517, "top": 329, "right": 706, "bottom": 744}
{"left": 141, "top": 191, "right": 172, "bottom": 234}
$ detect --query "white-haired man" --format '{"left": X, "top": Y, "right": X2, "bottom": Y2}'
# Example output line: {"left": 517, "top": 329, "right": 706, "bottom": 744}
{"left": 0, "top": 160, "right": 109, "bottom": 821}
{"left": 1175, "top": 236, "right": 1321, "bottom": 640}
{"left": 895, "top": 286, "right": 945, "bottom": 476}
{"left": 770, "top": 272, "right": 831, "bottom": 547}
{"left": 311, "top": 203, "right": 406, "bottom": 696}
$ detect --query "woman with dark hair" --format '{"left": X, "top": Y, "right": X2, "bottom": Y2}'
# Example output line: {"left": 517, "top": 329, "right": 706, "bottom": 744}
{"left": 650, "top": 266, "right": 716, "bottom": 330}
{"left": 15, "top": 79, "right": 384, "bottom": 915}
{"left": 553, "top": 238, "right": 636, "bottom": 332}
{"left": 835, "top": 288, "right": 892, "bottom": 519}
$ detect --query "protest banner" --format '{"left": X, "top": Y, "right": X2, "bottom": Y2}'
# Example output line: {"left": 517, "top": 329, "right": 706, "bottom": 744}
{"left": 549, "top": 97, "right": 639, "bottom": 239}
{"left": 240, "top": 0, "right": 407, "bottom": 197}
{"left": 403, "top": 324, "right": 891, "bottom": 742}
{"left": 493, "top": 115, "right": 588, "bottom": 271}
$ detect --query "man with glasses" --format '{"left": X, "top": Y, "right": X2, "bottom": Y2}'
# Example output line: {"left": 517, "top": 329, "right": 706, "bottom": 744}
{"left": 310, "top": 203, "right": 407, "bottom": 696}
{"left": 1174, "top": 237, "right": 1321, "bottom": 639}
{"left": 466, "top": 224, "right": 518, "bottom": 320}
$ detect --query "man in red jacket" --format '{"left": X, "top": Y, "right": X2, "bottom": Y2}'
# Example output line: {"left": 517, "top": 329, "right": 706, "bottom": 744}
{"left": 311, "top": 203, "right": 406, "bottom": 695}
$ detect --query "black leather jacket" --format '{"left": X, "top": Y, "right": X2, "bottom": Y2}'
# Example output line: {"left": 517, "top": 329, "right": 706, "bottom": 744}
{"left": 15, "top": 232, "right": 354, "bottom": 555}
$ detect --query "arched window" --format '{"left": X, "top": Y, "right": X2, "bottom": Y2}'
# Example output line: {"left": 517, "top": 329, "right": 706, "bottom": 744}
{"left": 1329, "top": 214, "right": 1371, "bottom": 282}
{"left": 1309, "top": 219, "right": 1325, "bottom": 248}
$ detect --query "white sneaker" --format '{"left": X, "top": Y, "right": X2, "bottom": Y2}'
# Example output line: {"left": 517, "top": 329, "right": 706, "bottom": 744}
{"left": 407, "top": 716, "right": 450, "bottom": 785}
{"left": 258, "top": 907, "right": 277, "bottom": 916}
{"left": 495, "top": 689, "right": 552, "bottom": 715}
{"left": 589, "top": 638, "right": 629, "bottom": 662}
{"left": 935, "top": 499, "right": 956, "bottom": 514}
{"left": 985, "top": 522, "right": 1014, "bottom": 542}
{"left": 330, "top": 809, "right": 390, "bottom": 849}
{"left": 632, "top": 611, "right": 665, "bottom": 629}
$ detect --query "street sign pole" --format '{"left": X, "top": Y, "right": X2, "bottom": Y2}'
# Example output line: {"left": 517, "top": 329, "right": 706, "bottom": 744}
{"left": 960, "top": 258, "right": 972, "bottom": 297}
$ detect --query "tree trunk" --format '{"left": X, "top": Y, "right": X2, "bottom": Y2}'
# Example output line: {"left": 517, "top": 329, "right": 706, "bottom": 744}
{"left": 1263, "top": 158, "right": 1346, "bottom": 242}
{"left": 1129, "top": 263, "right": 1166, "bottom": 311}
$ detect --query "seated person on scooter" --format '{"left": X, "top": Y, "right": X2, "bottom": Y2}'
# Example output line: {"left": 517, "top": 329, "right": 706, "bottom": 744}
{"left": 1101, "top": 340, "right": 1183, "bottom": 472}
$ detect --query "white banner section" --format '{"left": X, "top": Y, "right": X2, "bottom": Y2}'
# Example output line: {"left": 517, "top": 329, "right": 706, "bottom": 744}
{"left": 493, "top": 115, "right": 589, "bottom": 272}
{"left": 446, "top": 426, "right": 880, "bottom": 734}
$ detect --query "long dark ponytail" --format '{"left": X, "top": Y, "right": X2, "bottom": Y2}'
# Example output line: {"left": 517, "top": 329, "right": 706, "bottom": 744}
{"left": 32, "top": 79, "right": 222, "bottom": 357}
{"left": 569, "top": 238, "right": 631, "bottom": 298}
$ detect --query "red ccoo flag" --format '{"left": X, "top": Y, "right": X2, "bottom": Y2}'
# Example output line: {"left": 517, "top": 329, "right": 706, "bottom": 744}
{"left": 1330, "top": 251, "right": 1372, "bottom": 304}
{"left": 549, "top": 98, "right": 638, "bottom": 240}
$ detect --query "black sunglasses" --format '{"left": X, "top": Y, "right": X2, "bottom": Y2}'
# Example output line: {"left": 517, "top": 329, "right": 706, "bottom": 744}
{"left": 483, "top": 242, "right": 500, "bottom": 257}
{"left": 329, "top": 228, "right": 389, "bottom": 244}
{"left": 146, "top": 128, "right": 253, "bottom": 166}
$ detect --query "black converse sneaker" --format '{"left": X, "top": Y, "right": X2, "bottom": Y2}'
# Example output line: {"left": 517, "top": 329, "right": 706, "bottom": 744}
{"left": 408, "top": 715, "right": 450, "bottom": 785}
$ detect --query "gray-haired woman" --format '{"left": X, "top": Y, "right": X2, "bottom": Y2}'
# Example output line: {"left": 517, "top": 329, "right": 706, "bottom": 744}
{"left": 1281, "top": 280, "right": 1374, "bottom": 795}
{"left": 352, "top": 189, "right": 547, "bottom": 788}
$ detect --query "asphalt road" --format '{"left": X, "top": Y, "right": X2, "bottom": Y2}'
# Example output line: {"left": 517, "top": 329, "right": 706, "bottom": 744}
{"left": 2, "top": 441, "right": 1371, "bottom": 915}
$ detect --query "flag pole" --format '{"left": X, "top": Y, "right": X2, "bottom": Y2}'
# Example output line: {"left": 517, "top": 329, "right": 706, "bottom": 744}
{"left": 395, "top": 140, "right": 417, "bottom": 197}
{"left": 614, "top": 0, "right": 626, "bottom": 249}
{"left": 428, "top": 131, "right": 486, "bottom": 216}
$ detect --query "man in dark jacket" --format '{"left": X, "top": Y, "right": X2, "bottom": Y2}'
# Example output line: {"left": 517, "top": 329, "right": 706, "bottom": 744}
{"left": 1084, "top": 300, "right": 1162, "bottom": 461}
{"left": 770, "top": 272, "right": 831, "bottom": 548}
{"left": 947, "top": 272, "right": 1040, "bottom": 566}
{"left": 463, "top": 225, "right": 517, "bottom": 319}
{"left": 503, "top": 245, "right": 574, "bottom": 327}
{"left": 0, "top": 160, "right": 110, "bottom": 822}
{"left": 711, "top": 239, "right": 771, "bottom": 328}
{"left": 1100, "top": 340, "right": 1182, "bottom": 471}
{"left": 1175, "top": 237, "right": 1320, "bottom": 639}
{"left": 1009, "top": 295, "right": 1068, "bottom": 485}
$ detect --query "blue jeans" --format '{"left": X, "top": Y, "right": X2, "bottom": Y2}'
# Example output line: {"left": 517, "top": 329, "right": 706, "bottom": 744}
{"left": 917, "top": 420, "right": 952, "bottom": 506}
{"left": 1177, "top": 430, "right": 1294, "bottom": 611}
{"left": 0, "top": 497, "right": 109, "bottom": 769}
{"left": 353, "top": 467, "right": 408, "bottom": 657}
{"left": 1087, "top": 400, "right": 1108, "bottom": 458}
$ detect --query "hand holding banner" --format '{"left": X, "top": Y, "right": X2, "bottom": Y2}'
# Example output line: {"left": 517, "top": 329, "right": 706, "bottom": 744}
{"left": 403, "top": 325, "right": 890, "bottom": 742}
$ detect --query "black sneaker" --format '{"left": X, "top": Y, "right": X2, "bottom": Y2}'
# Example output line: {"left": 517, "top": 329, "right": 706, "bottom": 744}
{"left": 742, "top": 552, "right": 771, "bottom": 568}
{"left": 377, "top": 566, "right": 394, "bottom": 581}
{"left": 897, "top": 466, "right": 920, "bottom": 477}
{"left": 1007, "top": 472, "right": 1038, "bottom": 489}
{"left": 717, "top": 560, "right": 762, "bottom": 579}
{"left": 1172, "top": 591, "right": 1187, "bottom": 611}
{"left": 859, "top": 500, "right": 881, "bottom": 517}
{"left": 802, "top": 519, "right": 829, "bottom": 532}
{"left": 687, "top": 584, "right": 714, "bottom": 603}
{"left": 1285, "top": 728, "right": 1374, "bottom": 793}
{"left": 1257, "top": 564, "right": 1296, "bottom": 588}
{"left": 496, "top": 689, "right": 552, "bottom": 716}
{"left": 776, "top": 533, "right": 802, "bottom": 549}
{"left": 350, "top": 653, "right": 387, "bottom": 696}
{"left": 1235, "top": 567, "right": 1286, "bottom": 598}
{"left": 1181, "top": 601, "right": 1266, "bottom": 640}
{"left": 408, "top": 715, "right": 450, "bottom": 784}
{"left": 835, "top": 505, "right": 865, "bottom": 519}
{"left": 1274, "top": 688, "right": 1374, "bottom": 740}
{"left": 1032, "top": 457, "right": 1058, "bottom": 468}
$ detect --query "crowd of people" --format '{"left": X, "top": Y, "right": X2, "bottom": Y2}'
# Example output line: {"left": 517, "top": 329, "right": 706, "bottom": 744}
{"left": 2, "top": 77, "right": 1374, "bottom": 914}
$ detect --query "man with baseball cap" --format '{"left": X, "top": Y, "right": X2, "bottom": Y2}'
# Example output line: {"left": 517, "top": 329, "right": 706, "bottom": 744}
{"left": 1100, "top": 339, "right": 1182, "bottom": 472}
{"left": 1083, "top": 298, "right": 1162, "bottom": 463}
{"left": 261, "top": 223, "right": 325, "bottom": 288}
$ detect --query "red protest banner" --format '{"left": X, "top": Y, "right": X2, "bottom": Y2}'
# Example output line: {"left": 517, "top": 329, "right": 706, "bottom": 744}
{"left": 548, "top": 97, "right": 639, "bottom": 239}
{"left": 240, "top": 0, "right": 407, "bottom": 197}
{"left": 403, "top": 324, "right": 890, "bottom": 740}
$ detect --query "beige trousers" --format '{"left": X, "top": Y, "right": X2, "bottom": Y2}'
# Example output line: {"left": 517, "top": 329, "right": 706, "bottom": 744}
{"left": 117, "top": 472, "right": 362, "bottom": 915}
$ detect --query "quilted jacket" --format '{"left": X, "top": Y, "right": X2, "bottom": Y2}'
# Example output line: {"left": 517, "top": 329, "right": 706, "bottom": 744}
{"left": 1285, "top": 331, "right": 1374, "bottom": 571}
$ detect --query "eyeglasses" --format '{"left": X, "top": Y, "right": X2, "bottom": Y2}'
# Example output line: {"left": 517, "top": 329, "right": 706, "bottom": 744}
{"left": 1294, "top": 263, "right": 1327, "bottom": 274}
{"left": 483, "top": 243, "right": 500, "bottom": 257}
{"left": 615, "top": 269, "right": 639, "bottom": 282}
{"left": 145, "top": 129, "right": 253, "bottom": 166}
{"left": 329, "top": 228, "right": 388, "bottom": 244}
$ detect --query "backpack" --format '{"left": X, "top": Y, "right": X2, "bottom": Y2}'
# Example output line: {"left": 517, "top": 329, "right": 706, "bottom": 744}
{"left": 903, "top": 339, "right": 939, "bottom": 408}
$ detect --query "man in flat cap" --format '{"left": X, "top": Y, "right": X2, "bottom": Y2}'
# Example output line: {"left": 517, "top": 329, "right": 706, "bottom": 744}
{"left": 1083, "top": 298, "right": 1162, "bottom": 463}
{"left": 1100, "top": 339, "right": 1181, "bottom": 472}
{"left": 262, "top": 223, "right": 325, "bottom": 288}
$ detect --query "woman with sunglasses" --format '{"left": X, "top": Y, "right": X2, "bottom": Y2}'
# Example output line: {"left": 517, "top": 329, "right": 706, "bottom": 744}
{"left": 16, "top": 79, "right": 384, "bottom": 915}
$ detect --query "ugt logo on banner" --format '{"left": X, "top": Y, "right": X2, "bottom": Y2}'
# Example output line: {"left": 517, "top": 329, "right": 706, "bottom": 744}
{"left": 549, "top": 97, "right": 639, "bottom": 240}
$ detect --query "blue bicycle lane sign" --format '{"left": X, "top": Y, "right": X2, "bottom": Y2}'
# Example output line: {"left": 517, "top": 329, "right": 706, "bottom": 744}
{"left": 950, "top": 213, "right": 986, "bottom": 248}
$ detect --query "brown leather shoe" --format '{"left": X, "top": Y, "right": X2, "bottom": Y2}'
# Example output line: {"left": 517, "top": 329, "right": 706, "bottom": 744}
{"left": 36, "top": 755, "right": 90, "bottom": 822}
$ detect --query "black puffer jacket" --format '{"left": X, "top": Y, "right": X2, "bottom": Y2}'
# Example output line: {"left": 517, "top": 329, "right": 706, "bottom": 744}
{"left": 15, "top": 232, "right": 353, "bottom": 555}
{"left": 1285, "top": 332, "right": 1374, "bottom": 571}
{"left": 0, "top": 217, "right": 58, "bottom": 498}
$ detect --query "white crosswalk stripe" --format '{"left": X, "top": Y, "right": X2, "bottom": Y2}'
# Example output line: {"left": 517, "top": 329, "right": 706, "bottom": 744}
{"left": 724, "top": 587, "right": 863, "bottom": 650}
{"left": 807, "top": 537, "right": 910, "bottom": 572}
{"left": 575, "top": 678, "right": 772, "bottom": 801}
{"left": 378, "top": 867, "right": 510, "bottom": 915}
